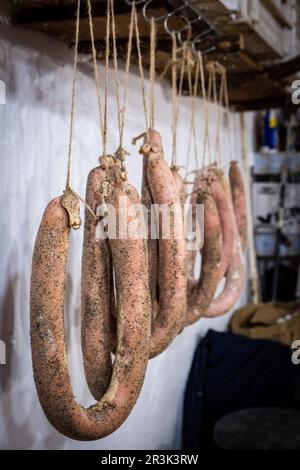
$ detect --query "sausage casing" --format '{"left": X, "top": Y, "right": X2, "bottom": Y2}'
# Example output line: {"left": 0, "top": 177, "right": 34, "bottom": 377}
{"left": 81, "top": 166, "right": 112, "bottom": 400}
{"left": 30, "top": 186, "right": 151, "bottom": 440}
{"left": 142, "top": 130, "right": 187, "bottom": 357}
{"left": 229, "top": 160, "right": 247, "bottom": 253}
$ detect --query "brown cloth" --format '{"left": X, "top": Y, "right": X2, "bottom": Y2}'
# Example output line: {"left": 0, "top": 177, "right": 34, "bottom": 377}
{"left": 230, "top": 301, "right": 300, "bottom": 346}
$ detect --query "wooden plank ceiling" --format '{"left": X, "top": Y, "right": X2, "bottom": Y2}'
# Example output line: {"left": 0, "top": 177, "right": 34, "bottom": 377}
{"left": 5, "top": 0, "right": 300, "bottom": 110}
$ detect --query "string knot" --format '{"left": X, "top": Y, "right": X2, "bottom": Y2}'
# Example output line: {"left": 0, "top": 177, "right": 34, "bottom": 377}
{"left": 115, "top": 146, "right": 129, "bottom": 161}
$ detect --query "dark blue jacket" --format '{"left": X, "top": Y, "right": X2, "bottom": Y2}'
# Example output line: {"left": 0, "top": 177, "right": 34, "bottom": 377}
{"left": 182, "top": 330, "right": 300, "bottom": 450}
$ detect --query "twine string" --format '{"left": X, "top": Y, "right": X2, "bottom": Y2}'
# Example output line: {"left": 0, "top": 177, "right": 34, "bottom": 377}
{"left": 223, "top": 70, "right": 233, "bottom": 163}
{"left": 110, "top": 0, "right": 122, "bottom": 145}
{"left": 64, "top": 0, "right": 97, "bottom": 219}
{"left": 213, "top": 63, "right": 225, "bottom": 165}
{"left": 192, "top": 61, "right": 200, "bottom": 169}
{"left": 172, "top": 40, "right": 188, "bottom": 167}
{"left": 133, "top": 4, "right": 149, "bottom": 130}
{"left": 199, "top": 52, "right": 211, "bottom": 168}
{"left": 66, "top": 0, "right": 81, "bottom": 190}
{"left": 149, "top": 17, "right": 156, "bottom": 130}
{"left": 87, "top": 0, "right": 105, "bottom": 154}
{"left": 171, "top": 32, "right": 178, "bottom": 167}
{"left": 211, "top": 64, "right": 218, "bottom": 164}
{"left": 103, "top": 0, "right": 111, "bottom": 157}
{"left": 119, "top": 0, "right": 135, "bottom": 147}
{"left": 185, "top": 57, "right": 200, "bottom": 177}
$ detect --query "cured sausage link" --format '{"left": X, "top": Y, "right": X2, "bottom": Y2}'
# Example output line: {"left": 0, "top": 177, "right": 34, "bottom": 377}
{"left": 141, "top": 154, "right": 159, "bottom": 317}
{"left": 229, "top": 160, "right": 247, "bottom": 253}
{"left": 203, "top": 226, "right": 244, "bottom": 317}
{"left": 172, "top": 167, "right": 200, "bottom": 297}
{"left": 185, "top": 187, "right": 222, "bottom": 326}
{"left": 81, "top": 166, "right": 112, "bottom": 400}
{"left": 185, "top": 172, "right": 202, "bottom": 293}
{"left": 204, "top": 169, "right": 244, "bottom": 317}
{"left": 210, "top": 174, "right": 235, "bottom": 280}
{"left": 108, "top": 182, "right": 150, "bottom": 356}
{"left": 171, "top": 167, "right": 186, "bottom": 207}
{"left": 30, "top": 190, "right": 151, "bottom": 440}
{"left": 142, "top": 130, "right": 187, "bottom": 357}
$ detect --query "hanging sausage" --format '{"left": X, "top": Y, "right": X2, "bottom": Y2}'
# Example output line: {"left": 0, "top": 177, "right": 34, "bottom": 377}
{"left": 133, "top": 9, "right": 187, "bottom": 357}
{"left": 185, "top": 58, "right": 245, "bottom": 324}
{"left": 30, "top": 0, "right": 151, "bottom": 440}
{"left": 202, "top": 63, "right": 244, "bottom": 318}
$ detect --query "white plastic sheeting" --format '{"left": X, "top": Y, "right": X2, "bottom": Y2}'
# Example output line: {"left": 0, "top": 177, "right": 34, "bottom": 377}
{"left": 0, "top": 25, "right": 251, "bottom": 450}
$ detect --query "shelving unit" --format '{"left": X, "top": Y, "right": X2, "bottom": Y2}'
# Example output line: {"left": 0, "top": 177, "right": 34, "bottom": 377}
{"left": 260, "top": 0, "right": 294, "bottom": 29}
{"left": 253, "top": 149, "right": 300, "bottom": 301}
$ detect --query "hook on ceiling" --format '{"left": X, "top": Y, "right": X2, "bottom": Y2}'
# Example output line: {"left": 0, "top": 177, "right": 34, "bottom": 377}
{"left": 177, "top": 15, "right": 202, "bottom": 44}
{"left": 164, "top": 13, "right": 191, "bottom": 36}
{"left": 142, "top": 0, "right": 189, "bottom": 23}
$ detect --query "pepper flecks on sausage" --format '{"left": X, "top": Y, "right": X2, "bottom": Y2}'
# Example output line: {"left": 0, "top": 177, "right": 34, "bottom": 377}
{"left": 141, "top": 148, "right": 159, "bottom": 316}
{"left": 229, "top": 160, "right": 247, "bottom": 253}
{"left": 171, "top": 167, "right": 186, "bottom": 207}
{"left": 81, "top": 165, "right": 112, "bottom": 401}
{"left": 185, "top": 172, "right": 202, "bottom": 294}
{"left": 185, "top": 186, "right": 222, "bottom": 326}
{"left": 141, "top": 129, "right": 187, "bottom": 358}
{"left": 108, "top": 180, "right": 152, "bottom": 356}
{"left": 30, "top": 188, "right": 151, "bottom": 440}
{"left": 210, "top": 167, "right": 235, "bottom": 280}
{"left": 172, "top": 166, "right": 195, "bottom": 296}
{"left": 204, "top": 167, "right": 244, "bottom": 317}
{"left": 203, "top": 224, "right": 244, "bottom": 317}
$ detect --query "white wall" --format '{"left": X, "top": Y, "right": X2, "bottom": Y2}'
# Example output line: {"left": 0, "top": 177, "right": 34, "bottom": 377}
{"left": 0, "top": 25, "right": 252, "bottom": 450}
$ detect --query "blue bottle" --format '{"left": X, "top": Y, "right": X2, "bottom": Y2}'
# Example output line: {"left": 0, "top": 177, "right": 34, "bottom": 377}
{"left": 264, "top": 110, "right": 278, "bottom": 150}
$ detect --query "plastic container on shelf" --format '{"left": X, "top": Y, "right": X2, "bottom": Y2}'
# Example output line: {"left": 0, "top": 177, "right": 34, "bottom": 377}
{"left": 255, "top": 227, "right": 300, "bottom": 257}
{"left": 254, "top": 151, "right": 285, "bottom": 175}
{"left": 288, "top": 152, "right": 300, "bottom": 173}
{"left": 269, "top": 151, "right": 286, "bottom": 174}
{"left": 285, "top": 183, "right": 300, "bottom": 234}
{"left": 255, "top": 229, "right": 276, "bottom": 257}
{"left": 254, "top": 152, "right": 269, "bottom": 174}
{"left": 280, "top": 235, "right": 300, "bottom": 257}
{"left": 253, "top": 181, "right": 280, "bottom": 225}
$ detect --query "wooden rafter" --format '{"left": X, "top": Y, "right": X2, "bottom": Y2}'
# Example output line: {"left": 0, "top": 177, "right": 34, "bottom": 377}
{"left": 3, "top": 0, "right": 300, "bottom": 110}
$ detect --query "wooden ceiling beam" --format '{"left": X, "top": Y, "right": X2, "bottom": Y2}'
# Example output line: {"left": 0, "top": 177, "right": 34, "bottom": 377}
{"left": 228, "top": 54, "right": 300, "bottom": 89}
{"left": 232, "top": 96, "right": 288, "bottom": 112}
{"left": 20, "top": 10, "right": 183, "bottom": 42}
{"left": 8, "top": 0, "right": 296, "bottom": 111}
{"left": 14, "top": 0, "right": 131, "bottom": 24}
{"left": 77, "top": 37, "right": 174, "bottom": 56}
